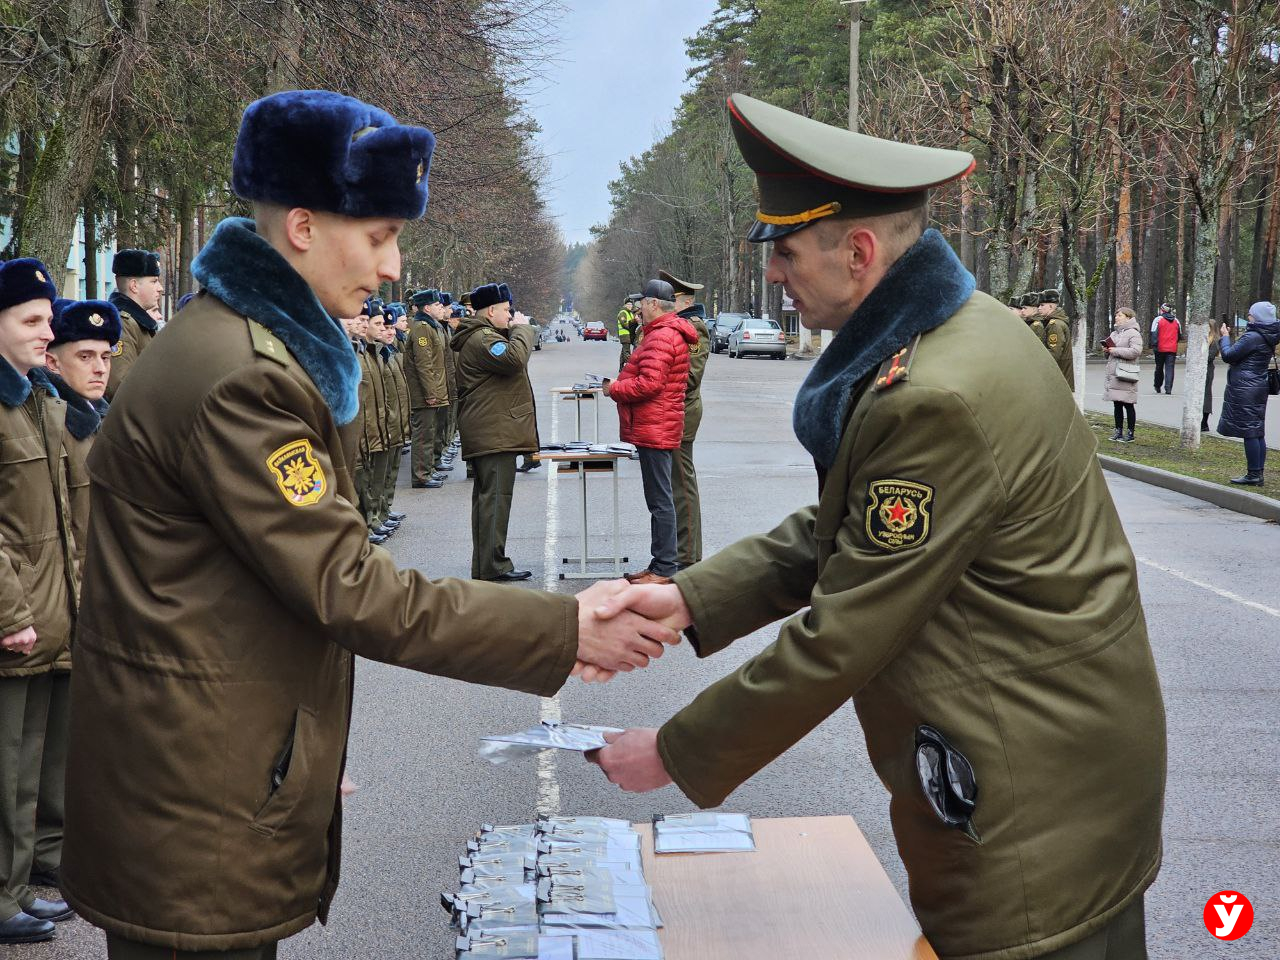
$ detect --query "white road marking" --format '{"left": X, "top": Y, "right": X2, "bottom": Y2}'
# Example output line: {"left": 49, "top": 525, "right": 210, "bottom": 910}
{"left": 538, "top": 392, "right": 562, "bottom": 816}
{"left": 1136, "top": 556, "right": 1280, "bottom": 619}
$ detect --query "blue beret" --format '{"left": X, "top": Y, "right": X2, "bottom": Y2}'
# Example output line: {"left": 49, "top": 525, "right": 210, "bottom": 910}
{"left": 0, "top": 258, "right": 58, "bottom": 314}
{"left": 470, "top": 283, "right": 510, "bottom": 312}
{"left": 112, "top": 249, "right": 161, "bottom": 277}
{"left": 232, "top": 90, "right": 435, "bottom": 220}
{"left": 51, "top": 298, "right": 121, "bottom": 347}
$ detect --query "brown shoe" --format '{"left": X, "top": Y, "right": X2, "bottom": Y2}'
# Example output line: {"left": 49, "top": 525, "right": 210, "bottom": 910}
{"left": 623, "top": 570, "right": 673, "bottom": 585}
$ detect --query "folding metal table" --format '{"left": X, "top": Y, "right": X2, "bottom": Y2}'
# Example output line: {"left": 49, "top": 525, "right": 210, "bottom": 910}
{"left": 550, "top": 386, "right": 602, "bottom": 442}
{"left": 534, "top": 449, "right": 634, "bottom": 580}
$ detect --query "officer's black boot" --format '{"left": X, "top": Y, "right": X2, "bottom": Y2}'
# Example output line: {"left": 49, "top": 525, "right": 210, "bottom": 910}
{"left": 1229, "top": 471, "right": 1264, "bottom": 486}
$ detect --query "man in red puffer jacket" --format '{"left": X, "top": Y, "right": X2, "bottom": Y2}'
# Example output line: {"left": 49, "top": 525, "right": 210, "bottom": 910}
{"left": 604, "top": 278, "right": 698, "bottom": 584}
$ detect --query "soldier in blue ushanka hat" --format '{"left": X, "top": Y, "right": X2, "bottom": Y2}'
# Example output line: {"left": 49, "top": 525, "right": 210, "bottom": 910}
{"left": 62, "top": 91, "right": 674, "bottom": 960}
{"left": 105, "top": 249, "right": 162, "bottom": 400}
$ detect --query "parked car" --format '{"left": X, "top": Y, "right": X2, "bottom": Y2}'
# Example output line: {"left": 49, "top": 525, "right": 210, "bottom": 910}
{"left": 728, "top": 317, "right": 786, "bottom": 359}
{"left": 583, "top": 320, "right": 609, "bottom": 341}
{"left": 711, "top": 313, "right": 749, "bottom": 353}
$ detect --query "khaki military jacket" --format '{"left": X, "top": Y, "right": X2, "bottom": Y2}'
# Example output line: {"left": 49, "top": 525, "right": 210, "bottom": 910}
{"left": 378, "top": 345, "right": 405, "bottom": 448}
{"left": 105, "top": 293, "right": 158, "bottom": 400}
{"left": 406, "top": 315, "right": 449, "bottom": 408}
{"left": 441, "top": 325, "right": 459, "bottom": 402}
{"left": 0, "top": 365, "right": 77, "bottom": 677}
{"left": 1042, "top": 309, "right": 1075, "bottom": 389}
{"left": 359, "top": 339, "right": 388, "bottom": 455}
{"left": 658, "top": 292, "right": 1164, "bottom": 960}
{"left": 1024, "top": 316, "right": 1045, "bottom": 343}
{"left": 677, "top": 308, "right": 710, "bottom": 443}
{"left": 390, "top": 345, "right": 412, "bottom": 445}
{"left": 452, "top": 318, "right": 538, "bottom": 460}
{"left": 61, "top": 293, "right": 578, "bottom": 951}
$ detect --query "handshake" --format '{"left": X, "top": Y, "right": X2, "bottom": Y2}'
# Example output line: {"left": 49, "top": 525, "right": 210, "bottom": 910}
{"left": 570, "top": 579, "right": 692, "bottom": 683}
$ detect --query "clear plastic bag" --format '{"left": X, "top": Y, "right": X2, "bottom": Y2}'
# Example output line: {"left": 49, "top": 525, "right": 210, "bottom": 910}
{"left": 479, "top": 721, "right": 624, "bottom": 765}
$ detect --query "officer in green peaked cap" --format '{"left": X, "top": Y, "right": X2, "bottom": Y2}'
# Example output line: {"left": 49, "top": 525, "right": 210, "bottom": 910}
{"left": 589, "top": 94, "right": 1164, "bottom": 960}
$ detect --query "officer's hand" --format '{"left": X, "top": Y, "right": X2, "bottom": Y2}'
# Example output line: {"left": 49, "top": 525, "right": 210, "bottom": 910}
{"left": 510, "top": 311, "right": 530, "bottom": 326}
{"left": 594, "top": 583, "right": 692, "bottom": 632}
{"left": 575, "top": 580, "right": 680, "bottom": 673}
{"left": 586, "top": 728, "right": 673, "bottom": 793}
{"left": 0, "top": 626, "right": 37, "bottom": 656}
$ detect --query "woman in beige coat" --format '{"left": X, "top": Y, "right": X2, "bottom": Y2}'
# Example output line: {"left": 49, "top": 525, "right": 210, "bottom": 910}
{"left": 1104, "top": 308, "right": 1143, "bottom": 442}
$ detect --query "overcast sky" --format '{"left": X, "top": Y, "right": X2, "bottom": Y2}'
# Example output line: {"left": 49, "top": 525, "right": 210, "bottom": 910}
{"left": 528, "top": 0, "right": 720, "bottom": 246}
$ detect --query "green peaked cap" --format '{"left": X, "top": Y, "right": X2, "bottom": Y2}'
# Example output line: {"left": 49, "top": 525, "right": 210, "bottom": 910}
{"left": 728, "top": 93, "right": 976, "bottom": 242}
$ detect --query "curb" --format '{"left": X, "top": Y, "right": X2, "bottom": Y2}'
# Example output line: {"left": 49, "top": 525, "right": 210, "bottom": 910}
{"left": 1098, "top": 454, "right": 1280, "bottom": 522}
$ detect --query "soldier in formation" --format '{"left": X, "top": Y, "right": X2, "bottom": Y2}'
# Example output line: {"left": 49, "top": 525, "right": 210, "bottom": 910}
{"left": 405, "top": 289, "right": 452, "bottom": 488}
{"left": 105, "top": 249, "right": 163, "bottom": 400}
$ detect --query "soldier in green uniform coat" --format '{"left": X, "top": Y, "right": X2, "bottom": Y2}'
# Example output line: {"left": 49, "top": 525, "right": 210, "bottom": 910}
{"left": 1039, "top": 288, "right": 1076, "bottom": 389}
{"left": 358, "top": 309, "right": 391, "bottom": 534}
{"left": 439, "top": 293, "right": 460, "bottom": 451}
{"left": 59, "top": 90, "right": 675, "bottom": 960}
{"left": 405, "top": 289, "right": 449, "bottom": 488}
{"left": 588, "top": 94, "right": 1164, "bottom": 960}
{"left": 372, "top": 306, "right": 408, "bottom": 533}
{"left": 32, "top": 298, "right": 120, "bottom": 897}
{"left": 452, "top": 283, "right": 539, "bottom": 581}
{"left": 0, "top": 260, "right": 78, "bottom": 945}
{"left": 1019, "top": 292, "right": 1046, "bottom": 343}
{"left": 658, "top": 270, "right": 709, "bottom": 569}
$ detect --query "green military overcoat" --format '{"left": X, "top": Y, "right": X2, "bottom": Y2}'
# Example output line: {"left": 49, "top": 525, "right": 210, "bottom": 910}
{"left": 1043, "top": 308, "right": 1075, "bottom": 389}
{"left": 0, "top": 365, "right": 76, "bottom": 677}
{"left": 359, "top": 338, "right": 388, "bottom": 455}
{"left": 658, "top": 291, "right": 1164, "bottom": 960}
{"left": 680, "top": 312, "right": 710, "bottom": 442}
{"left": 378, "top": 345, "right": 406, "bottom": 447}
{"left": 405, "top": 315, "right": 449, "bottom": 409}
{"left": 451, "top": 318, "right": 539, "bottom": 460}
{"left": 61, "top": 291, "right": 578, "bottom": 951}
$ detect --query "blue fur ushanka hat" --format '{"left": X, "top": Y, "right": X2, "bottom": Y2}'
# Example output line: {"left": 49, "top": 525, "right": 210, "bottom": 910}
{"left": 439, "top": 292, "right": 452, "bottom": 307}
{"left": 411, "top": 288, "right": 440, "bottom": 306}
{"left": 51, "top": 298, "right": 122, "bottom": 347}
{"left": 0, "top": 258, "right": 57, "bottom": 313}
{"left": 232, "top": 90, "right": 436, "bottom": 220}
{"left": 112, "top": 249, "right": 161, "bottom": 278}
{"left": 497, "top": 283, "right": 514, "bottom": 308}
{"left": 470, "top": 283, "right": 510, "bottom": 312}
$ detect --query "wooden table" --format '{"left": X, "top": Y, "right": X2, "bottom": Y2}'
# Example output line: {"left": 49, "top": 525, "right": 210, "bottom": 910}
{"left": 551, "top": 386, "right": 602, "bottom": 442}
{"left": 635, "top": 816, "right": 937, "bottom": 960}
{"left": 533, "top": 449, "right": 635, "bottom": 580}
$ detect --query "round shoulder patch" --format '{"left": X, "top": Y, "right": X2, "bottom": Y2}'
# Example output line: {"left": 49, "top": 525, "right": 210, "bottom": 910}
{"left": 489, "top": 341, "right": 508, "bottom": 357}
{"left": 417, "top": 336, "right": 429, "bottom": 347}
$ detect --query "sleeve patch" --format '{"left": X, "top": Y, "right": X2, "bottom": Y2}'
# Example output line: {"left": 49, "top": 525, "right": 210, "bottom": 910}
{"left": 267, "top": 439, "right": 327, "bottom": 507}
{"left": 417, "top": 336, "right": 429, "bottom": 347}
{"left": 865, "top": 479, "right": 933, "bottom": 551}
{"left": 489, "top": 341, "right": 508, "bottom": 357}
{"left": 110, "top": 341, "right": 124, "bottom": 357}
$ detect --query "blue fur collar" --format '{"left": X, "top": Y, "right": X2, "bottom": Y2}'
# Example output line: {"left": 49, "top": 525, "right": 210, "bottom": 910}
{"left": 793, "top": 229, "right": 975, "bottom": 469}
{"left": 47, "top": 373, "right": 108, "bottom": 439}
{"left": 109, "top": 291, "right": 158, "bottom": 335}
{"left": 192, "top": 217, "right": 361, "bottom": 425}
{"left": 0, "top": 356, "right": 31, "bottom": 407}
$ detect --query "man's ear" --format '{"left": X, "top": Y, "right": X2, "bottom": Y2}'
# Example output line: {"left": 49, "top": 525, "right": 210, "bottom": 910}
{"left": 845, "top": 226, "right": 879, "bottom": 276}
{"left": 283, "top": 208, "right": 317, "bottom": 253}
{"left": 43, "top": 349, "right": 61, "bottom": 375}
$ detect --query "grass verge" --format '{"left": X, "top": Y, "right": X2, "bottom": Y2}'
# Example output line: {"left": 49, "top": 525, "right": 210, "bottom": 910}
{"left": 1085, "top": 412, "right": 1280, "bottom": 501}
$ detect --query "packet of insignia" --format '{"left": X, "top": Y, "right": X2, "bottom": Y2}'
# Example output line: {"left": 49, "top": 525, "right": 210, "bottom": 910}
{"left": 456, "top": 931, "right": 576, "bottom": 960}
{"left": 538, "top": 836, "right": 643, "bottom": 869}
{"left": 536, "top": 877, "right": 616, "bottom": 915}
{"left": 464, "top": 899, "right": 539, "bottom": 932}
{"left": 479, "top": 720, "right": 623, "bottom": 765}
{"left": 605, "top": 443, "right": 638, "bottom": 458}
{"left": 539, "top": 816, "right": 632, "bottom": 832}
{"left": 572, "top": 929, "right": 664, "bottom": 960}
{"left": 653, "top": 813, "right": 755, "bottom": 854}
{"left": 444, "top": 884, "right": 538, "bottom": 925}
{"left": 469, "top": 834, "right": 540, "bottom": 857}
{"left": 540, "top": 890, "right": 662, "bottom": 930}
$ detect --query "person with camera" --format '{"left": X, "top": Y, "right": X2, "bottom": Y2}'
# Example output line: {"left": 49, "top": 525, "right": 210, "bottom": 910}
{"left": 1218, "top": 300, "right": 1280, "bottom": 485}
{"left": 1103, "top": 307, "right": 1143, "bottom": 443}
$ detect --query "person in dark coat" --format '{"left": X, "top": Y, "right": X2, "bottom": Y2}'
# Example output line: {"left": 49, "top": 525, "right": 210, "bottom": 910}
{"left": 1201, "top": 321, "right": 1222, "bottom": 433}
{"left": 1217, "top": 301, "right": 1279, "bottom": 485}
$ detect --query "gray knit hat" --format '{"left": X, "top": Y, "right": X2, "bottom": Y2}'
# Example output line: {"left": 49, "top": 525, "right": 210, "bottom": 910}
{"left": 1248, "top": 301, "right": 1277, "bottom": 325}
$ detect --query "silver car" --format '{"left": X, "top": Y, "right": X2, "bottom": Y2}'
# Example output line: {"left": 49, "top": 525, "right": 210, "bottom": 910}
{"left": 728, "top": 317, "right": 786, "bottom": 359}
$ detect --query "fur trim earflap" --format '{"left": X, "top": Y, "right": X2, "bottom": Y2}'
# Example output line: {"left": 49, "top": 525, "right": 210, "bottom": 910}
{"left": 0, "top": 258, "right": 57, "bottom": 314}
{"left": 52, "top": 298, "right": 122, "bottom": 347}
{"left": 497, "top": 283, "right": 513, "bottom": 308}
{"left": 232, "top": 90, "right": 435, "bottom": 220}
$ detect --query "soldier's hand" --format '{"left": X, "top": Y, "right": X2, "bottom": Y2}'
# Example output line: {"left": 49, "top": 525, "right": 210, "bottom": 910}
{"left": 593, "top": 583, "right": 692, "bottom": 633}
{"left": 570, "top": 659, "right": 617, "bottom": 683}
{"left": 575, "top": 580, "right": 680, "bottom": 673}
{"left": 510, "top": 311, "right": 530, "bottom": 326}
{"left": 586, "top": 728, "right": 673, "bottom": 793}
{"left": 0, "top": 626, "right": 37, "bottom": 655}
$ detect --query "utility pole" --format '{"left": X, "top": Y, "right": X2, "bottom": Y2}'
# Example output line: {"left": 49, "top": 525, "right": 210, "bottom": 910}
{"left": 844, "top": 0, "right": 867, "bottom": 133}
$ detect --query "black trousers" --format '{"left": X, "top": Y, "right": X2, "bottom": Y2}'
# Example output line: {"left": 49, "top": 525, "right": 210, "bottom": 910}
{"left": 637, "top": 447, "right": 678, "bottom": 577}
{"left": 1112, "top": 402, "right": 1135, "bottom": 432}
{"left": 1034, "top": 897, "right": 1147, "bottom": 960}
{"left": 1152, "top": 353, "right": 1175, "bottom": 393}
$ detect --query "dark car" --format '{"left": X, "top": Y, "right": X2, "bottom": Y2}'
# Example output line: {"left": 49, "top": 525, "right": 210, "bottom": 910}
{"left": 711, "top": 313, "right": 749, "bottom": 353}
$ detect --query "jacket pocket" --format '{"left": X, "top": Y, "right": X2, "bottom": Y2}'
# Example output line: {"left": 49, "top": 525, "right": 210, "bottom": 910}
{"left": 509, "top": 401, "right": 533, "bottom": 420}
{"left": 250, "top": 705, "right": 316, "bottom": 837}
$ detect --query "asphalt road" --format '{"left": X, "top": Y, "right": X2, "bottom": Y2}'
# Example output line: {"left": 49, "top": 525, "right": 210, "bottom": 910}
{"left": 27, "top": 331, "right": 1277, "bottom": 958}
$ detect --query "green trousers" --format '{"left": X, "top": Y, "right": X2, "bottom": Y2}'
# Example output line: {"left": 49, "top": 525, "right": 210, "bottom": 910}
{"left": 360, "top": 450, "right": 390, "bottom": 528}
{"left": 0, "top": 672, "right": 52, "bottom": 921}
{"left": 107, "top": 933, "right": 278, "bottom": 959}
{"left": 673, "top": 401, "right": 703, "bottom": 568}
{"left": 1035, "top": 898, "right": 1147, "bottom": 960}
{"left": 379, "top": 439, "right": 403, "bottom": 524}
{"left": 32, "top": 670, "right": 69, "bottom": 875}
{"left": 470, "top": 452, "right": 517, "bottom": 579}
{"left": 619, "top": 343, "right": 632, "bottom": 371}
{"left": 430, "top": 406, "right": 450, "bottom": 468}
{"left": 411, "top": 407, "right": 439, "bottom": 484}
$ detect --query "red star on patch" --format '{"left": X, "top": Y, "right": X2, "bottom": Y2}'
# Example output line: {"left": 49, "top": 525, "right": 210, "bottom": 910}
{"left": 887, "top": 498, "right": 909, "bottom": 526}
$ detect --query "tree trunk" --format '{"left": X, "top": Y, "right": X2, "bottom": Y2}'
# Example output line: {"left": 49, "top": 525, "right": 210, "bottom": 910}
{"left": 1260, "top": 160, "right": 1280, "bottom": 300}
{"left": 177, "top": 187, "right": 195, "bottom": 298}
{"left": 1212, "top": 203, "right": 1233, "bottom": 321}
{"left": 1180, "top": 205, "right": 1218, "bottom": 450}
{"left": 1115, "top": 155, "right": 1135, "bottom": 309}
{"left": 83, "top": 200, "right": 98, "bottom": 298}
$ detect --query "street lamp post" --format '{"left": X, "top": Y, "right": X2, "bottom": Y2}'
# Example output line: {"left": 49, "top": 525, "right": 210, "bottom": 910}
{"left": 843, "top": 0, "right": 868, "bottom": 133}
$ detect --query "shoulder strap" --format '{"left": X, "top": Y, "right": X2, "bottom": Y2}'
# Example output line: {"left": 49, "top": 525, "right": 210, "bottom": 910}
{"left": 873, "top": 334, "right": 922, "bottom": 392}
{"left": 247, "top": 318, "right": 290, "bottom": 368}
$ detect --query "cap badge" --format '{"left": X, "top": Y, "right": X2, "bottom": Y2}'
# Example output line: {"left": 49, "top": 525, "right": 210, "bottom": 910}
{"left": 34, "top": 270, "right": 46, "bottom": 283}
{"left": 89, "top": 313, "right": 105, "bottom": 327}
{"left": 416, "top": 160, "right": 425, "bottom": 184}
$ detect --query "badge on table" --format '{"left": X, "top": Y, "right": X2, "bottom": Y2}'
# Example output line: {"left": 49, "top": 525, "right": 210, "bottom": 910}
{"left": 866, "top": 479, "right": 933, "bottom": 551}
{"left": 267, "top": 439, "right": 326, "bottom": 506}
